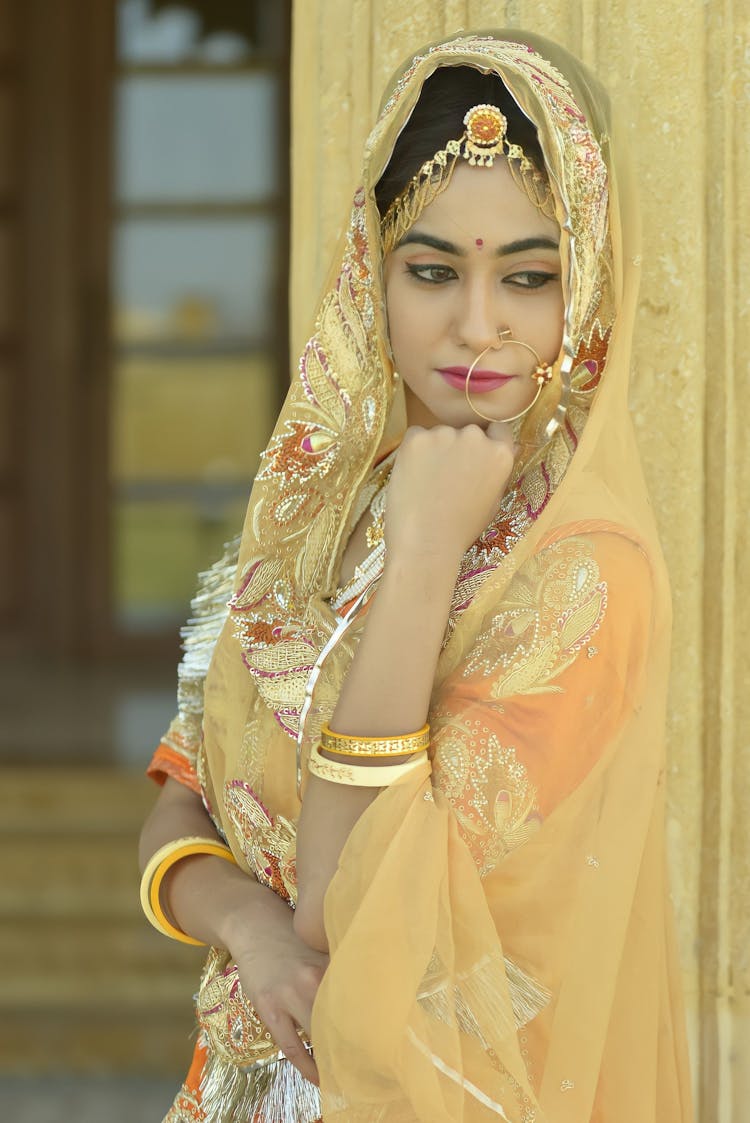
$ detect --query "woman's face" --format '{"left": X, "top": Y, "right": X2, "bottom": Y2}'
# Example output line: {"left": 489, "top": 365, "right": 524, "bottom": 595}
{"left": 383, "top": 159, "right": 564, "bottom": 429}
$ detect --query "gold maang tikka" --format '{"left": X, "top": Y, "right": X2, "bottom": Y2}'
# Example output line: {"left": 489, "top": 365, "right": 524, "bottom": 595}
{"left": 380, "top": 103, "right": 554, "bottom": 256}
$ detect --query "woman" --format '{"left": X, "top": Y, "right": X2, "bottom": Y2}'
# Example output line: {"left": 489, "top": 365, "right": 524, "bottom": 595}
{"left": 139, "top": 28, "right": 694, "bottom": 1123}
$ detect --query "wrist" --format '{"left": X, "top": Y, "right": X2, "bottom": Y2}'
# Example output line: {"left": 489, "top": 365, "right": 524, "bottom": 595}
{"left": 219, "top": 874, "right": 292, "bottom": 954}
{"left": 383, "top": 546, "right": 461, "bottom": 590}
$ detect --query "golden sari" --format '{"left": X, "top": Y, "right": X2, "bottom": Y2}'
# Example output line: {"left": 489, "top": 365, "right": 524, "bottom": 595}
{"left": 148, "top": 28, "right": 694, "bottom": 1123}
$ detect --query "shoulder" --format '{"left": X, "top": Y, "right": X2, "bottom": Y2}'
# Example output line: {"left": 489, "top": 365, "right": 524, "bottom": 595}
{"left": 522, "top": 520, "right": 657, "bottom": 662}
{"left": 536, "top": 519, "right": 655, "bottom": 595}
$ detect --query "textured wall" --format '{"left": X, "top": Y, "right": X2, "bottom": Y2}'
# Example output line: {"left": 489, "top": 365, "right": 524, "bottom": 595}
{"left": 290, "top": 3, "right": 749, "bottom": 1120}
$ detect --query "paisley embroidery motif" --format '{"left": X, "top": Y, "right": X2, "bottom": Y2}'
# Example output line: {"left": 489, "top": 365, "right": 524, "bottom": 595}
{"left": 463, "top": 536, "right": 608, "bottom": 699}
{"left": 223, "top": 780, "right": 297, "bottom": 904}
{"left": 227, "top": 189, "right": 387, "bottom": 739}
{"left": 571, "top": 318, "right": 610, "bottom": 393}
{"left": 432, "top": 721, "right": 542, "bottom": 878}
{"left": 432, "top": 538, "right": 608, "bottom": 876}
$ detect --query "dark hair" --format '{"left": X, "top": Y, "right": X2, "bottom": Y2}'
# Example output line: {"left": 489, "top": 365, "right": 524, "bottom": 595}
{"left": 375, "top": 67, "right": 545, "bottom": 217}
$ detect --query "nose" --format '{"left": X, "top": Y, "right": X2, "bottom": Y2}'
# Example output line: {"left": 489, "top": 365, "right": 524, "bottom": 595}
{"left": 455, "top": 275, "right": 506, "bottom": 355}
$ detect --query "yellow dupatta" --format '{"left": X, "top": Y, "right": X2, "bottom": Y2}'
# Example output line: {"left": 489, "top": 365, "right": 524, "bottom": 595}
{"left": 154, "top": 28, "right": 693, "bottom": 1123}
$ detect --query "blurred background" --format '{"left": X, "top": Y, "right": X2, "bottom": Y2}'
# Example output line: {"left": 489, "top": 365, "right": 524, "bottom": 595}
{"left": 0, "top": 0, "right": 290, "bottom": 1117}
{"left": 1, "top": 0, "right": 747, "bottom": 1120}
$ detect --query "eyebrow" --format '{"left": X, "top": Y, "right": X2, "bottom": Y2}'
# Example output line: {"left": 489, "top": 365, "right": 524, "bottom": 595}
{"left": 396, "top": 231, "right": 560, "bottom": 256}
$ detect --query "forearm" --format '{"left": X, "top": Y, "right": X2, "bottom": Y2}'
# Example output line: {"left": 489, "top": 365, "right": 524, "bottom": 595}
{"left": 139, "top": 778, "right": 293, "bottom": 951}
{"left": 295, "top": 553, "right": 458, "bottom": 950}
{"left": 331, "top": 554, "right": 458, "bottom": 733}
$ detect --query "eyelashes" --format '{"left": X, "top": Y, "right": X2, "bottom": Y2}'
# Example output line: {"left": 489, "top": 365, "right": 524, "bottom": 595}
{"left": 404, "top": 264, "right": 456, "bottom": 284}
{"left": 404, "top": 263, "right": 560, "bottom": 289}
{"left": 505, "top": 271, "right": 560, "bottom": 290}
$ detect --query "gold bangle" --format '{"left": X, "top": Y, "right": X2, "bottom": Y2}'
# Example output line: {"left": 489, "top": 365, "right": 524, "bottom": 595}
{"left": 319, "top": 721, "right": 430, "bottom": 757}
{"left": 307, "top": 743, "right": 429, "bottom": 787}
{"left": 140, "top": 836, "right": 237, "bottom": 946}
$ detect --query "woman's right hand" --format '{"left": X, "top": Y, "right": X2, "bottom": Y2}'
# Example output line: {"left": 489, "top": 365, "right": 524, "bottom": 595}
{"left": 385, "top": 421, "right": 516, "bottom": 568}
{"left": 224, "top": 894, "right": 328, "bottom": 1086}
{"left": 140, "top": 780, "right": 326, "bottom": 1086}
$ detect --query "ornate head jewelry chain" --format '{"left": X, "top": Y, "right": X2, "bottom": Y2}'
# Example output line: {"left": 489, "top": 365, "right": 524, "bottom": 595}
{"left": 380, "top": 103, "right": 555, "bottom": 257}
{"left": 381, "top": 103, "right": 557, "bottom": 421}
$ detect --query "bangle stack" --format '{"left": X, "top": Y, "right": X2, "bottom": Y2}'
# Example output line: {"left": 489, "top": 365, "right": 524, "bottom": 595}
{"left": 139, "top": 835, "right": 237, "bottom": 946}
{"left": 307, "top": 722, "right": 431, "bottom": 787}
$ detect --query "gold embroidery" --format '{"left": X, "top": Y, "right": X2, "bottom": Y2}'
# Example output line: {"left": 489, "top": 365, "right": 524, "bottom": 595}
{"left": 432, "top": 722, "right": 541, "bottom": 876}
{"left": 431, "top": 538, "right": 609, "bottom": 875}
{"left": 223, "top": 781, "right": 297, "bottom": 905}
{"left": 238, "top": 708, "right": 270, "bottom": 795}
{"left": 462, "top": 536, "right": 607, "bottom": 700}
{"left": 163, "top": 1085, "right": 203, "bottom": 1123}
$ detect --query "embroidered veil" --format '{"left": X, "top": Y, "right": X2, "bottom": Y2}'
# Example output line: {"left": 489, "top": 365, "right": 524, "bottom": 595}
{"left": 149, "top": 28, "right": 694, "bottom": 1123}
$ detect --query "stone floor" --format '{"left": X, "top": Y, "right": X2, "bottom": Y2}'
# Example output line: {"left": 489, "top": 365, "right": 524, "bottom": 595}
{"left": 0, "top": 1076, "right": 180, "bottom": 1122}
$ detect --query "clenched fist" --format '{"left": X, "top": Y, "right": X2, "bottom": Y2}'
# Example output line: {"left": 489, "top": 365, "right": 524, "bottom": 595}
{"left": 385, "top": 421, "right": 516, "bottom": 569}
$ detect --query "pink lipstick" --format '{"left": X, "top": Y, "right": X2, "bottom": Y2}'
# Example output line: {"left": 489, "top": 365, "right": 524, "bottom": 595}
{"left": 437, "top": 366, "right": 516, "bottom": 393}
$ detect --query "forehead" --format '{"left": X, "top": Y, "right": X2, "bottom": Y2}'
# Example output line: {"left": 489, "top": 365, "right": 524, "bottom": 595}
{"left": 413, "top": 160, "right": 559, "bottom": 242}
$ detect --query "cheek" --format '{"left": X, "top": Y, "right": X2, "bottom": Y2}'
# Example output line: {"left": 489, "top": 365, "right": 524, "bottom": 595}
{"left": 385, "top": 277, "right": 428, "bottom": 361}
{"left": 516, "top": 289, "right": 565, "bottom": 355}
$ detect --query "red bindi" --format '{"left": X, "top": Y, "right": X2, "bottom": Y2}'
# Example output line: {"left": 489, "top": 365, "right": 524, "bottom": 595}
{"left": 475, "top": 238, "right": 484, "bottom": 248}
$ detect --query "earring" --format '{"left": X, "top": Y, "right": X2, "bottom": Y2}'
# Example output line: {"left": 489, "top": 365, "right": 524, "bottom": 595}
{"left": 464, "top": 332, "right": 552, "bottom": 424}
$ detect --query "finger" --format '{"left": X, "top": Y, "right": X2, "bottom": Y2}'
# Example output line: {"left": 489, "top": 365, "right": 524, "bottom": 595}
{"left": 266, "top": 1010, "right": 320, "bottom": 1086}
{"left": 484, "top": 420, "right": 514, "bottom": 447}
{"left": 286, "top": 964, "right": 326, "bottom": 1038}
{"left": 286, "top": 994, "right": 314, "bottom": 1039}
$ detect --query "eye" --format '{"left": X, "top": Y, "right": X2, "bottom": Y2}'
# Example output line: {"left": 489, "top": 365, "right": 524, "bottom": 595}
{"left": 505, "top": 270, "right": 560, "bottom": 290}
{"left": 405, "top": 263, "right": 457, "bottom": 285}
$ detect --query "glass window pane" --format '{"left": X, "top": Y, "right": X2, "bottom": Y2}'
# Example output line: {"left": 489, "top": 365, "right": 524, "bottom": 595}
{"left": 113, "top": 216, "right": 279, "bottom": 344}
{"left": 116, "top": 74, "right": 280, "bottom": 202}
{"left": 112, "top": 353, "right": 277, "bottom": 481}
{"left": 114, "top": 495, "right": 247, "bottom": 632}
{"left": 111, "top": 352, "right": 277, "bottom": 632}
{"left": 117, "top": 0, "right": 254, "bottom": 65}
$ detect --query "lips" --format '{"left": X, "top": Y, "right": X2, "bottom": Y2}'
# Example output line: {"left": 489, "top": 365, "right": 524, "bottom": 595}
{"left": 437, "top": 366, "right": 516, "bottom": 393}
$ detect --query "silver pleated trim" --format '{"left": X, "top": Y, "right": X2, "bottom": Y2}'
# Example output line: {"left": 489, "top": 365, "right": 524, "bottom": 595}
{"left": 177, "top": 534, "right": 242, "bottom": 712}
{"left": 199, "top": 1044, "right": 321, "bottom": 1123}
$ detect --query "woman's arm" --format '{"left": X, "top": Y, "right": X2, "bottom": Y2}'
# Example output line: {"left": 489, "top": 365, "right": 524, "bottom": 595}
{"left": 294, "top": 422, "right": 515, "bottom": 952}
{"left": 139, "top": 776, "right": 275, "bottom": 950}
{"left": 294, "top": 553, "right": 459, "bottom": 951}
{"left": 139, "top": 779, "right": 325, "bottom": 1083}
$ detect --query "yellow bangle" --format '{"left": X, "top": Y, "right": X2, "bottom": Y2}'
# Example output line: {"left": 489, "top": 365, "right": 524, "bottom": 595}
{"left": 140, "top": 836, "right": 237, "bottom": 946}
{"left": 307, "top": 743, "right": 429, "bottom": 787}
{"left": 319, "top": 721, "right": 430, "bottom": 757}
